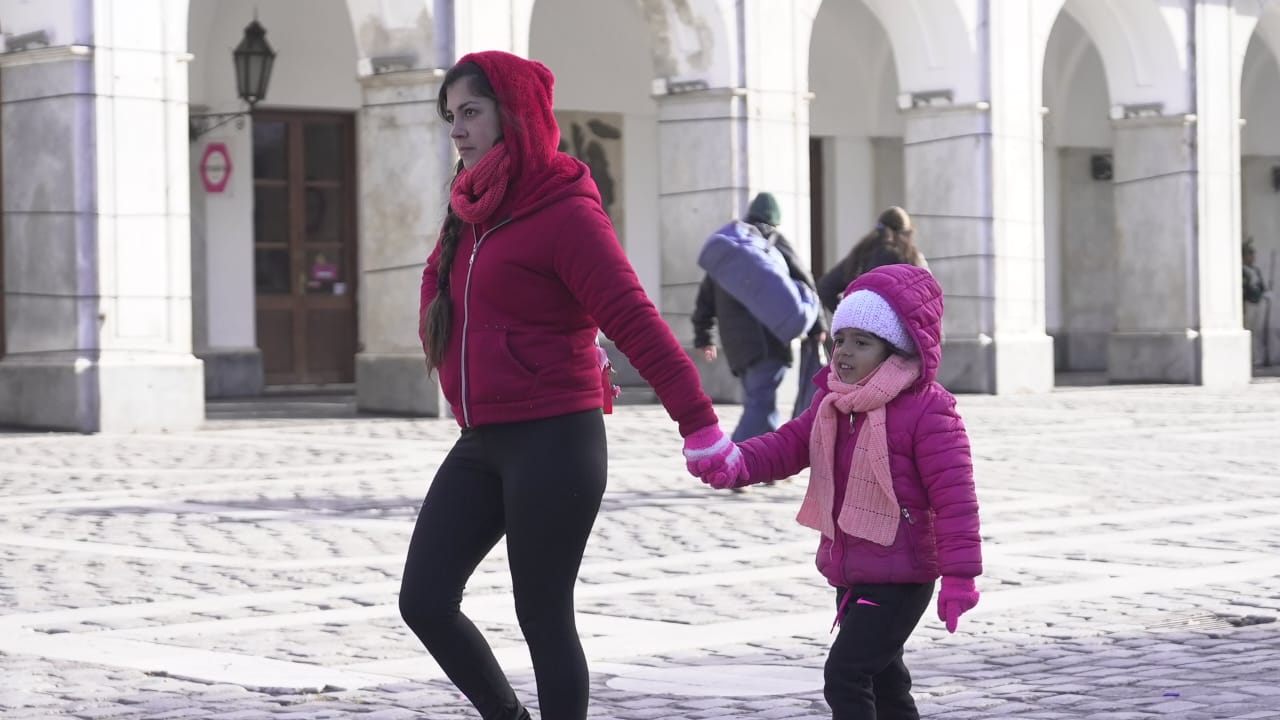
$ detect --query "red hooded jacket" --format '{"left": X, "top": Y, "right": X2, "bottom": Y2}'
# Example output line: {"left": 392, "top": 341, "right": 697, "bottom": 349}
{"left": 737, "top": 264, "right": 983, "bottom": 586}
{"left": 420, "top": 51, "right": 716, "bottom": 436}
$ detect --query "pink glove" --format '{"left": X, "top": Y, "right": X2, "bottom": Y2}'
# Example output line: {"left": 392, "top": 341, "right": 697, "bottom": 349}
{"left": 701, "top": 446, "right": 747, "bottom": 490}
{"left": 937, "top": 576, "right": 979, "bottom": 633}
{"left": 682, "top": 425, "right": 743, "bottom": 486}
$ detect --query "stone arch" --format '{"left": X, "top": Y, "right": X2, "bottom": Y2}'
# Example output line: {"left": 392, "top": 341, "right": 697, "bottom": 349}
{"left": 806, "top": 0, "right": 904, "bottom": 278}
{"left": 1041, "top": 0, "right": 1188, "bottom": 112}
{"left": 1042, "top": 9, "right": 1114, "bottom": 375}
{"left": 802, "top": 0, "right": 980, "bottom": 104}
{"left": 1254, "top": 1, "right": 1280, "bottom": 68}
{"left": 525, "top": 0, "right": 667, "bottom": 305}
{"left": 1242, "top": 2, "right": 1280, "bottom": 367}
{"left": 634, "top": 0, "right": 736, "bottom": 87}
{"left": 343, "top": 0, "right": 438, "bottom": 73}
{"left": 512, "top": 0, "right": 734, "bottom": 87}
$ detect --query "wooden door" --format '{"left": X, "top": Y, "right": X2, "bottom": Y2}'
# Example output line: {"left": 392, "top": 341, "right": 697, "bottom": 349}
{"left": 252, "top": 112, "right": 357, "bottom": 385}
{"left": 809, "top": 136, "right": 826, "bottom": 275}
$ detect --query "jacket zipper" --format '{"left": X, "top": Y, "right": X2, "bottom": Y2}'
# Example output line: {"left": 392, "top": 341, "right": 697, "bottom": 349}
{"left": 459, "top": 218, "right": 513, "bottom": 427}
{"left": 901, "top": 507, "right": 915, "bottom": 524}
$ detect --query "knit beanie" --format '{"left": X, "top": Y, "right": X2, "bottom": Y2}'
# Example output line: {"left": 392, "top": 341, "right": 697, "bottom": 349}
{"left": 832, "top": 290, "right": 915, "bottom": 354}
{"left": 746, "top": 192, "right": 782, "bottom": 226}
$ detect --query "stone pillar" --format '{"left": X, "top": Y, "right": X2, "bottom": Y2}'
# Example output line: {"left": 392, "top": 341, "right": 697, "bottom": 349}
{"left": 897, "top": 0, "right": 1056, "bottom": 395}
{"left": 0, "top": 30, "right": 203, "bottom": 431}
{"left": 1104, "top": 4, "right": 1252, "bottom": 388}
{"left": 190, "top": 120, "right": 262, "bottom": 398}
{"left": 1108, "top": 111, "right": 1249, "bottom": 386}
{"left": 901, "top": 105, "right": 1055, "bottom": 394}
{"left": 1108, "top": 117, "right": 1201, "bottom": 383}
{"left": 1189, "top": 2, "right": 1252, "bottom": 387}
{"left": 353, "top": 69, "right": 452, "bottom": 415}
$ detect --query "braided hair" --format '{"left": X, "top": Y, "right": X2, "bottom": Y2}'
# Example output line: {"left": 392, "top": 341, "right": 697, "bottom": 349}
{"left": 422, "top": 62, "right": 496, "bottom": 374}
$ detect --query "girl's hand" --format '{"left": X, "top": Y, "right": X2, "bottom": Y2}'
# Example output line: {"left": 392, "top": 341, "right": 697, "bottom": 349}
{"left": 937, "top": 576, "right": 979, "bottom": 633}
{"left": 700, "top": 452, "right": 747, "bottom": 489}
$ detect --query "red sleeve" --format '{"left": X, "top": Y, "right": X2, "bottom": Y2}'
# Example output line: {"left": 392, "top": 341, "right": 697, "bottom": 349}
{"left": 914, "top": 389, "right": 983, "bottom": 578}
{"left": 553, "top": 202, "right": 717, "bottom": 437}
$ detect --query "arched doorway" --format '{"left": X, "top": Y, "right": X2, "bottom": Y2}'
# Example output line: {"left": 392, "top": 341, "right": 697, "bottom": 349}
{"left": 807, "top": 0, "right": 902, "bottom": 280}
{"left": 188, "top": 0, "right": 361, "bottom": 391}
{"left": 1043, "top": 8, "right": 1114, "bottom": 381}
{"left": 1242, "top": 30, "right": 1280, "bottom": 369}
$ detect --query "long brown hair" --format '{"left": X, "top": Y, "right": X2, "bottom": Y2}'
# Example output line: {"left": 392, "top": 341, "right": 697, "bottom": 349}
{"left": 840, "top": 206, "right": 922, "bottom": 287}
{"left": 422, "top": 62, "right": 498, "bottom": 374}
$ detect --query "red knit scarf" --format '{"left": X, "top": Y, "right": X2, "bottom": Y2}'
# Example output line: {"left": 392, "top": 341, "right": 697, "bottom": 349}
{"left": 451, "top": 143, "right": 512, "bottom": 224}
{"left": 796, "top": 354, "right": 920, "bottom": 545}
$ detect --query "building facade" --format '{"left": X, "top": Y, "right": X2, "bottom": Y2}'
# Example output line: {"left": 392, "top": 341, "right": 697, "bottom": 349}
{"left": 1, "top": 0, "right": 1278, "bottom": 432}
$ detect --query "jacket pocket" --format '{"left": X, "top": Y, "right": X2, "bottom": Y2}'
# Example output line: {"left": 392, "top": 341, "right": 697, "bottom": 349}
{"left": 902, "top": 506, "right": 938, "bottom": 570}
{"left": 469, "top": 328, "right": 539, "bottom": 404}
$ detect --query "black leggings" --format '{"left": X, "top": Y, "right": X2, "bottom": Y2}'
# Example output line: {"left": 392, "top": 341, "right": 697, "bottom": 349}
{"left": 825, "top": 581, "right": 935, "bottom": 720}
{"left": 399, "top": 410, "right": 607, "bottom": 720}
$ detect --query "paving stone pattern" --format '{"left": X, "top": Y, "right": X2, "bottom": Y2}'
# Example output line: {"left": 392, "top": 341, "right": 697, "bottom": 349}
{"left": 1, "top": 382, "right": 1279, "bottom": 718}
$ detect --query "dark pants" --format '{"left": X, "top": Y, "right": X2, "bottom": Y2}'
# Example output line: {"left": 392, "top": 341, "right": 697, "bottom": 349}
{"left": 399, "top": 410, "right": 607, "bottom": 720}
{"left": 732, "top": 356, "right": 789, "bottom": 442}
{"left": 826, "top": 582, "right": 935, "bottom": 720}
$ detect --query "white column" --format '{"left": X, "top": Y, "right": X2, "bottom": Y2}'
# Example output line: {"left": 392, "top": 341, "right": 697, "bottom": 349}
{"left": 1108, "top": 117, "right": 1201, "bottom": 383}
{"left": 901, "top": 103, "right": 1055, "bottom": 394}
{"left": 897, "top": 0, "right": 1055, "bottom": 395}
{"left": 0, "top": 4, "right": 204, "bottom": 432}
{"left": 353, "top": 69, "right": 452, "bottom": 416}
{"left": 1192, "top": 1, "right": 1252, "bottom": 386}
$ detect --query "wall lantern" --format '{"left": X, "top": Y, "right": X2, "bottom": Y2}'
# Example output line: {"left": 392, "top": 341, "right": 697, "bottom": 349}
{"left": 1090, "top": 154, "right": 1113, "bottom": 182}
{"left": 189, "top": 19, "right": 276, "bottom": 140}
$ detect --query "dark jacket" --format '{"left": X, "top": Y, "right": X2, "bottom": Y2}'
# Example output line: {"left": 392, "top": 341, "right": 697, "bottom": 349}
{"left": 692, "top": 225, "right": 827, "bottom": 376}
{"left": 817, "top": 245, "right": 929, "bottom": 313}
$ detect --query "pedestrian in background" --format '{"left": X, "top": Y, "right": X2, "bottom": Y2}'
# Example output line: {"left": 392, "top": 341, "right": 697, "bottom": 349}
{"left": 1243, "top": 239, "right": 1271, "bottom": 367}
{"left": 817, "top": 206, "right": 928, "bottom": 313}
{"left": 407, "top": 51, "right": 734, "bottom": 720}
{"left": 692, "top": 192, "right": 828, "bottom": 449}
{"left": 691, "top": 264, "right": 983, "bottom": 720}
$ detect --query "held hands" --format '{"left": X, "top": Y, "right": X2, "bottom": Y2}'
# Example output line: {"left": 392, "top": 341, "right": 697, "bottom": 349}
{"left": 682, "top": 425, "right": 744, "bottom": 490}
{"left": 937, "top": 576, "right": 980, "bottom": 633}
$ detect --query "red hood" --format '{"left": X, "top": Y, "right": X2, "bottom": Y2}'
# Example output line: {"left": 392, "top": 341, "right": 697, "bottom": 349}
{"left": 842, "top": 264, "right": 944, "bottom": 385}
{"left": 459, "top": 50, "right": 600, "bottom": 219}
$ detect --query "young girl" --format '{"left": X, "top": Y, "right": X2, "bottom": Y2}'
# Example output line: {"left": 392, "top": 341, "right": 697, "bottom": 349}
{"left": 693, "top": 263, "right": 982, "bottom": 719}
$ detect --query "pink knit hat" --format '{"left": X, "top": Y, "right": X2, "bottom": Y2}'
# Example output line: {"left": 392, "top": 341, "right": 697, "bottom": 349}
{"left": 831, "top": 290, "right": 915, "bottom": 354}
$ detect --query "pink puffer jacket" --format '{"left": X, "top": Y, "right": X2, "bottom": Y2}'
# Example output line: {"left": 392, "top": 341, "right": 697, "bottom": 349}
{"left": 737, "top": 264, "right": 982, "bottom": 586}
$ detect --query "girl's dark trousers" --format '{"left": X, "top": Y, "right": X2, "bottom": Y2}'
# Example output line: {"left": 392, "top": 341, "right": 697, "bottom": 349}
{"left": 399, "top": 409, "right": 607, "bottom": 720}
{"left": 825, "top": 581, "right": 935, "bottom": 720}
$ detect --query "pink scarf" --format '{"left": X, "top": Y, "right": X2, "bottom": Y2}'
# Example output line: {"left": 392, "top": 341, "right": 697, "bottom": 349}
{"left": 796, "top": 354, "right": 921, "bottom": 546}
{"left": 451, "top": 143, "right": 512, "bottom": 224}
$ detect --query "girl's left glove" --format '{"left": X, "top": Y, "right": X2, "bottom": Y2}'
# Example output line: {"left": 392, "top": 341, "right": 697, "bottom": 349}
{"left": 937, "top": 576, "right": 979, "bottom": 633}
{"left": 682, "top": 425, "right": 743, "bottom": 483}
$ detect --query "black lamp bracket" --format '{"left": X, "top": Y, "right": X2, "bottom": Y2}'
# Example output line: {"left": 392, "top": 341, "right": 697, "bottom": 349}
{"left": 189, "top": 110, "right": 249, "bottom": 141}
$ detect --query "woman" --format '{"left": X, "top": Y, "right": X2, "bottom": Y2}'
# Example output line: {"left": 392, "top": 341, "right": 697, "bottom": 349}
{"left": 404, "top": 51, "right": 735, "bottom": 720}
{"left": 816, "top": 206, "right": 928, "bottom": 313}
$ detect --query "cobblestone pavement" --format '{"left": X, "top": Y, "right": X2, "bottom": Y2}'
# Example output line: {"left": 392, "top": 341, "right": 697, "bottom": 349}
{"left": 2, "top": 381, "right": 1280, "bottom": 719}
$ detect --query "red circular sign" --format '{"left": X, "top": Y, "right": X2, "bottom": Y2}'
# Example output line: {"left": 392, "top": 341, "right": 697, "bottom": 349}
{"left": 200, "top": 143, "right": 232, "bottom": 193}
